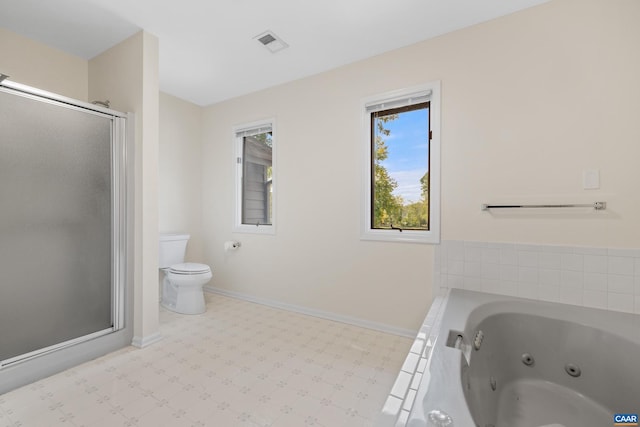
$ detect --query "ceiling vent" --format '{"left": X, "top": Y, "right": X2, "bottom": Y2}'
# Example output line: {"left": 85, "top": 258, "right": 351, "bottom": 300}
{"left": 255, "top": 30, "right": 289, "bottom": 54}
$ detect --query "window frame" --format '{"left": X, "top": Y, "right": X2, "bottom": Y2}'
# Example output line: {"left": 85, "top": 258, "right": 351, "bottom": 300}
{"left": 361, "top": 82, "right": 441, "bottom": 244}
{"left": 233, "top": 118, "right": 276, "bottom": 235}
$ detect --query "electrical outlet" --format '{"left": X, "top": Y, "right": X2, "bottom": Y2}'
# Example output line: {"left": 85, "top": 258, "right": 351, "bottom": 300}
{"left": 583, "top": 170, "right": 600, "bottom": 190}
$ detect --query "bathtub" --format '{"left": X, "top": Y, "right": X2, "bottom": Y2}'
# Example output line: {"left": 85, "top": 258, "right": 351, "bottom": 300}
{"left": 400, "top": 289, "right": 640, "bottom": 427}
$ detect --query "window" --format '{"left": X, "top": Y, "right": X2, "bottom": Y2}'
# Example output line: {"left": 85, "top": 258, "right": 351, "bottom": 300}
{"left": 361, "top": 83, "right": 440, "bottom": 243}
{"left": 234, "top": 119, "right": 276, "bottom": 234}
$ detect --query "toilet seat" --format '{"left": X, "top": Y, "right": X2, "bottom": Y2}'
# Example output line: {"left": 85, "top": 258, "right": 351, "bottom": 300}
{"left": 169, "top": 262, "right": 211, "bottom": 275}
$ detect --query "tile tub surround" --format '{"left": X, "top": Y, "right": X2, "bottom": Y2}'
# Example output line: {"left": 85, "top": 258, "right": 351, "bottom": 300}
{"left": 378, "top": 240, "right": 640, "bottom": 426}
{"left": 375, "top": 295, "right": 446, "bottom": 427}
{"left": 435, "top": 241, "right": 640, "bottom": 314}
{"left": 0, "top": 294, "right": 411, "bottom": 427}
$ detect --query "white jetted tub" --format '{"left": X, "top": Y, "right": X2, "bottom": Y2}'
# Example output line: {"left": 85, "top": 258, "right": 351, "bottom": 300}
{"left": 400, "top": 289, "right": 640, "bottom": 427}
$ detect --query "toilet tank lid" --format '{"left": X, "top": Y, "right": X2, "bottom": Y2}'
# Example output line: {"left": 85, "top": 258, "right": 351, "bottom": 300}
{"left": 160, "top": 233, "right": 190, "bottom": 242}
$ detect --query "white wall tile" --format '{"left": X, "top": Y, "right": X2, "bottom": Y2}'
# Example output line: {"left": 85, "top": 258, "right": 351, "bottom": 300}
{"left": 464, "top": 241, "right": 487, "bottom": 248}
{"left": 538, "top": 285, "right": 560, "bottom": 303}
{"left": 500, "top": 248, "right": 518, "bottom": 266}
{"left": 608, "top": 275, "right": 634, "bottom": 294}
{"left": 436, "top": 241, "right": 640, "bottom": 317}
{"left": 560, "top": 270, "right": 583, "bottom": 288}
{"left": 560, "top": 287, "right": 583, "bottom": 306}
{"left": 608, "top": 257, "right": 634, "bottom": 276}
{"left": 518, "top": 267, "right": 538, "bottom": 284}
{"left": 389, "top": 372, "right": 412, "bottom": 399}
{"left": 551, "top": 246, "right": 575, "bottom": 254}
{"left": 539, "top": 252, "right": 562, "bottom": 270}
{"left": 439, "top": 256, "right": 448, "bottom": 274}
{"left": 583, "top": 290, "right": 607, "bottom": 309}
{"left": 499, "top": 281, "right": 518, "bottom": 297}
{"left": 583, "top": 255, "right": 607, "bottom": 273}
{"left": 402, "top": 389, "right": 418, "bottom": 412}
{"left": 574, "top": 247, "right": 607, "bottom": 256}
{"left": 463, "top": 277, "right": 482, "bottom": 291}
{"left": 561, "top": 254, "right": 584, "bottom": 272}
{"left": 487, "top": 242, "right": 515, "bottom": 249}
{"left": 584, "top": 273, "right": 608, "bottom": 292}
{"left": 518, "top": 251, "right": 538, "bottom": 267}
{"left": 516, "top": 244, "right": 545, "bottom": 252}
{"left": 517, "top": 283, "right": 538, "bottom": 300}
{"left": 464, "top": 262, "right": 482, "bottom": 278}
{"left": 481, "top": 263, "right": 501, "bottom": 280}
{"left": 539, "top": 269, "right": 561, "bottom": 287}
{"left": 481, "top": 279, "right": 501, "bottom": 294}
{"left": 608, "top": 248, "right": 638, "bottom": 258}
{"left": 449, "top": 260, "right": 464, "bottom": 276}
{"left": 608, "top": 292, "right": 634, "bottom": 313}
{"left": 500, "top": 265, "right": 518, "bottom": 282}
{"left": 481, "top": 248, "right": 501, "bottom": 264}
{"left": 464, "top": 246, "right": 482, "bottom": 263}
{"left": 448, "top": 275, "right": 464, "bottom": 289}
{"left": 447, "top": 241, "right": 465, "bottom": 261}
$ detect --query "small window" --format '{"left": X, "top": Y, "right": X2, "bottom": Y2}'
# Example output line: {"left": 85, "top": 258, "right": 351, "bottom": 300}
{"left": 362, "top": 83, "right": 440, "bottom": 243}
{"left": 234, "top": 119, "right": 275, "bottom": 234}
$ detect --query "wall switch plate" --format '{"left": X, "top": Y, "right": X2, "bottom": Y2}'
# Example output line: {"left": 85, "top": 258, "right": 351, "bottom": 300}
{"left": 583, "top": 169, "right": 600, "bottom": 189}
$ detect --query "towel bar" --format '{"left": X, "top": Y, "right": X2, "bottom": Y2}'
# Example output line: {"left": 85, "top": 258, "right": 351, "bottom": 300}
{"left": 481, "top": 202, "right": 606, "bottom": 211}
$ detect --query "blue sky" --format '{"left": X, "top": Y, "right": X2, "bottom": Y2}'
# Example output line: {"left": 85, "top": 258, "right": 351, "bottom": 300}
{"left": 377, "top": 108, "right": 429, "bottom": 203}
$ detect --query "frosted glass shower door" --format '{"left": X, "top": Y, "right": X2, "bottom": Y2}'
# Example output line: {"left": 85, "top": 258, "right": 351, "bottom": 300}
{"left": 0, "top": 87, "right": 124, "bottom": 364}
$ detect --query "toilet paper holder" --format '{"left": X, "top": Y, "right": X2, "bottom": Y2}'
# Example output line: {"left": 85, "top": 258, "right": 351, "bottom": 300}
{"left": 224, "top": 241, "right": 241, "bottom": 251}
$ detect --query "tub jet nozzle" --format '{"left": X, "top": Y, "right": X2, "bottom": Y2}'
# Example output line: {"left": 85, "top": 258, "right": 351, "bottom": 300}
{"left": 565, "top": 363, "right": 581, "bottom": 377}
{"left": 521, "top": 353, "right": 535, "bottom": 366}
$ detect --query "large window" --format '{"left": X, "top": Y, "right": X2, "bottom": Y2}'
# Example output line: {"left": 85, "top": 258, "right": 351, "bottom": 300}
{"left": 234, "top": 119, "right": 275, "bottom": 234}
{"left": 362, "top": 83, "right": 440, "bottom": 243}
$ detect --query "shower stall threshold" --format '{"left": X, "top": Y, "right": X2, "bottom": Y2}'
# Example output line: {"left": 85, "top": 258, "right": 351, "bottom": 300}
{"left": 0, "top": 328, "right": 115, "bottom": 369}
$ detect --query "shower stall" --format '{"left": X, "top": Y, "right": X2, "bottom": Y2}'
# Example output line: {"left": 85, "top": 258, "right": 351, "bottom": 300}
{"left": 0, "top": 77, "right": 131, "bottom": 393}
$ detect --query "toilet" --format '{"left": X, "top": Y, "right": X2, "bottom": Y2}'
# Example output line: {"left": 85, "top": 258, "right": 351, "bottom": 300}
{"left": 159, "top": 233, "right": 212, "bottom": 315}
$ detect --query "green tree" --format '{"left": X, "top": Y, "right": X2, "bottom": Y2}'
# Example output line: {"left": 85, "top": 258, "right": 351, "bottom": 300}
{"left": 402, "top": 201, "right": 427, "bottom": 228}
{"left": 420, "top": 172, "right": 429, "bottom": 201}
{"left": 373, "top": 114, "right": 403, "bottom": 228}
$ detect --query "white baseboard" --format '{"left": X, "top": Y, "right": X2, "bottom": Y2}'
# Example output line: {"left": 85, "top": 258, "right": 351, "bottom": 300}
{"left": 204, "top": 286, "right": 416, "bottom": 338}
{"left": 131, "top": 331, "right": 163, "bottom": 348}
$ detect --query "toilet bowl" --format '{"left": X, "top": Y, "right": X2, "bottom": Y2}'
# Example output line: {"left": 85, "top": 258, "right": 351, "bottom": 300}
{"left": 159, "top": 234, "right": 212, "bottom": 315}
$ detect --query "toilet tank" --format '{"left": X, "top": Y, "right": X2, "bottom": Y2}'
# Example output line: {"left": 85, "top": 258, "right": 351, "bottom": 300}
{"left": 159, "top": 233, "right": 190, "bottom": 268}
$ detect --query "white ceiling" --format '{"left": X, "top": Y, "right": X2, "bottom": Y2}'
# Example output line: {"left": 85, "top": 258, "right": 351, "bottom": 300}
{"left": 0, "top": 0, "right": 549, "bottom": 106}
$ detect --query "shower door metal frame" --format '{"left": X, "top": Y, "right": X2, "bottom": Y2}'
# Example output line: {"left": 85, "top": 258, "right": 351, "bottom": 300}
{"left": 0, "top": 79, "right": 127, "bottom": 368}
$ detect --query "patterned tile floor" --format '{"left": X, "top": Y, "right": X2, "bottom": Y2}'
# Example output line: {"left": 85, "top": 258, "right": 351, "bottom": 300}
{"left": 0, "top": 294, "right": 411, "bottom": 426}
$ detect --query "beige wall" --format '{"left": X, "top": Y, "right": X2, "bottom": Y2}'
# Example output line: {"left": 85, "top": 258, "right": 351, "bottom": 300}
{"left": 434, "top": 0, "right": 640, "bottom": 246}
{"left": 0, "top": 28, "right": 88, "bottom": 100}
{"left": 159, "top": 92, "right": 204, "bottom": 262}
{"left": 89, "top": 31, "right": 161, "bottom": 347}
{"left": 201, "top": 0, "right": 640, "bottom": 332}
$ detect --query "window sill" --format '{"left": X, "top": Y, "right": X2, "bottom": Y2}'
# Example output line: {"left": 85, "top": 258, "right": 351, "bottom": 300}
{"left": 233, "top": 224, "right": 275, "bottom": 235}
{"left": 361, "top": 229, "right": 439, "bottom": 244}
